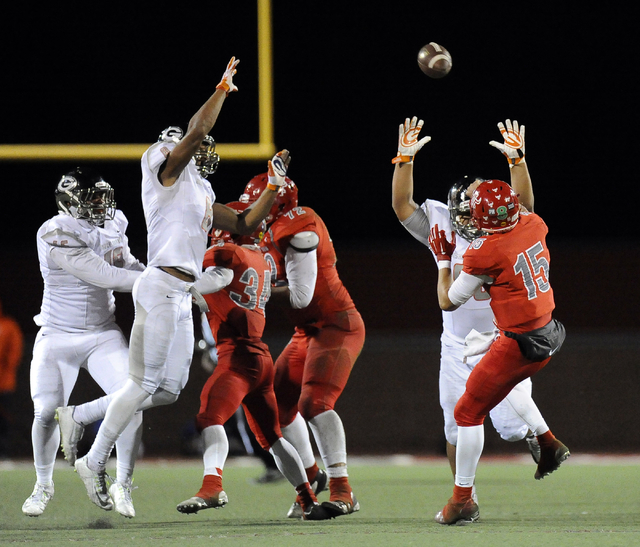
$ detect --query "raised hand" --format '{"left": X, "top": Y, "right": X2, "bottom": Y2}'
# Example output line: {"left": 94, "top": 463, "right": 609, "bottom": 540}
{"left": 267, "top": 149, "right": 291, "bottom": 190}
{"left": 392, "top": 116, "right": 432, "bottom": 164}
{"left": 489, "top": 119, "right": 525, "bottom": 168}
{"left": 216, "top": 57, "right": 240, "bottom": 95}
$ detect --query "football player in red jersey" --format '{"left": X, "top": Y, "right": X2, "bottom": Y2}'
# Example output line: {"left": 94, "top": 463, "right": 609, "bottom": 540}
{"left": 415, "top": 119, "right": 568, "bottom": 525}
{"left": 176, "top": 200, "right": 330, "bottom": 521}
{"left": 240, "top": 172, "right": 365, "bottom": 519}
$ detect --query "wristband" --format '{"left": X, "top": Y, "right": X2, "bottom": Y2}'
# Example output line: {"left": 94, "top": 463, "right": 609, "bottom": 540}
{"left": 391, "top": 155, "right": 414, "bottom": 165}
{"left": 437, "top": 260, "right": 451, "bottom": 270}
{"left": 266, "top": 182, "right": 279, "bottom": 191}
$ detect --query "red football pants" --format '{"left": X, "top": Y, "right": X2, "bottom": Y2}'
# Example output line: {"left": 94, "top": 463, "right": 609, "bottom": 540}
{"left": 274, "top": 309, "right": 365, "bottom": 427}
{"left": 196, "top": 351, "right": 281, "bottom": 450}
{"left": 454, "top": 333, "right": 551, "bottom": 427}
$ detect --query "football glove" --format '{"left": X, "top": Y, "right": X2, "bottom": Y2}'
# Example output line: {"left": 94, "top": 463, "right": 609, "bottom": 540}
{"left": 216, "top": 57, "right": 240, "bottom": 95}
{"left": 267, "top": 149, "right": 291, "bottom": 190}
{"left": 489, "top": 119, "right": 525, "bottom": 168}
{"left": 392, "top": 117, "right": 431, "bottom": 164}
{"left": 428, "top": 224, "right": 456, "bottom": 263}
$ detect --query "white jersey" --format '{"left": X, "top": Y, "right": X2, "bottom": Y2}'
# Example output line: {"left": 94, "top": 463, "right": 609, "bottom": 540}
{"left": 141, "top": 141, "right": 215, "bottom": 278}
{"left": 35, "top": 210, "right": 145, "bottom": 333}
{"left": 403, "top": 199, "right": 495, "bottom": 343}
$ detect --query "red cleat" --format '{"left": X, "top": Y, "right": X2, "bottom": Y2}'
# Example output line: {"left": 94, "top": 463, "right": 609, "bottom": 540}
{"left": 434, "top": 497, "right": 479, "bottom": 526}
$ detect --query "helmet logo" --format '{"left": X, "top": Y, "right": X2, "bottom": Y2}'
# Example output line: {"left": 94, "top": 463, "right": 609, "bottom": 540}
{"left": 158, "top": 126, "right": 184, "bottom": 144}
{"left": 496, "top": 205, "right": 508, "bottom": 220}
{"left": 58, "top": 175, "right": 78, "bottom": 192}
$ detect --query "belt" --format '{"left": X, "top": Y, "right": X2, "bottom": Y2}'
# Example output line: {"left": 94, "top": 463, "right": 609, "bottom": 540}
{"left": 159, "top": 266, "right": 196, "bottom": 282}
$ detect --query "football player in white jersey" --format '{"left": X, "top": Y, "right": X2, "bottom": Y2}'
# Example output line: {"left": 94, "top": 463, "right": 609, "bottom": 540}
{"left": 72, "top": 57, "right": 291, "bottom": 514}
{"left": 391, "top": 117, "right": 550, "bottom": 501}
{"left": 22, "top": 167, "right": 146, "bottom": 518}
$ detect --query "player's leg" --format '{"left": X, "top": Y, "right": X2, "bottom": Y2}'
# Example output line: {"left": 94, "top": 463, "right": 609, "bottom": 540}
{"left": 86, "top": 327, "right": 144, "bottom": 518}
{"left": 242, "top": 360, "right": 330, "bottom": 521}
{"left": 274, "top": 332, "right": 327, "bottom": 489}
{"left": 301, "top": 310, "right": 365, "bottom": 517}
{"left": 75, "top": 272, "right": 184, "bottom": 508}
{"left": 489, "top": 377, "right": 543, "bottom": 462}
{"left": 23, "top": 331, "right": 83, "bottom": 516}
{"left": 176, "top": 363, "right": 247, "bottom": 514}
{"left": 439, "top": 337, "right": 472, "bottom": 477}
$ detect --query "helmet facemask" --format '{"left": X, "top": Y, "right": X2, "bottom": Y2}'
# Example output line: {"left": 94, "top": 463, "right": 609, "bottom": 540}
{"left": 194, "top": 136, "right": 220, "bottom": 178}
{"left": 56, "top": 171, "right": 116, "bottom": 227}
{"left": 448, "top": 177, "right": 486, "bottom": 241}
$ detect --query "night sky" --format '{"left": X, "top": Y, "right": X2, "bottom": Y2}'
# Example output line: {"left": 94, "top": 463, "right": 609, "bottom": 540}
{"left": 3, "top": 4, "right": 635, "bottom": 256}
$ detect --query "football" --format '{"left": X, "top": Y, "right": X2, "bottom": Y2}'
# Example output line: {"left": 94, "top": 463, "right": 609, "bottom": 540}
{"left": 417, "top": 42, "right": 452, "bottom": 79}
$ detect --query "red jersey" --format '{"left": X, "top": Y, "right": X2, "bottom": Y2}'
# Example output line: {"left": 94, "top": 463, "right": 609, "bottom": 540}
{"left": 202, "top": 242, "right": 271, "bottom": 357}
{"left": 260, "top": 206, "right": 355, "bottom": 328}
{"left": 462, "top": 212, "right": 555, "bottom": 333}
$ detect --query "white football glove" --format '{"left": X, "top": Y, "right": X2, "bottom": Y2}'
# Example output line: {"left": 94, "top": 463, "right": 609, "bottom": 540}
{"left": 267, "top": 149, "right": 291, "bottom": 190}
{"left": 216, "top": 57, "right": 240, "bottom": 96}
{"left": 392, "top": 117, "right": 431, "bottom": 164}
{"left": 489, "top": 119, "right": 525, "bottom": 168}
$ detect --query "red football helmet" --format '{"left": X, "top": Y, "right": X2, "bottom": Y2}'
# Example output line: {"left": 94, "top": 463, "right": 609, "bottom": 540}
{"left": 239, "top": 172, "right": 298, "bottom": 224}
{"left": 470, "top": 179, "right": 520, "bottom": 233}
{"left": 209, "top": 200, "right": 266, "bottom": 246}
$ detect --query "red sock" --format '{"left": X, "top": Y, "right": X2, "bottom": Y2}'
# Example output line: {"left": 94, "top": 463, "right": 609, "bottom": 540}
{"left": 329, "top": 477, "right": 351, "bottom": 502}
{"left": 452, "top": 485, "right": 473, "bottom": 504}
{"left": 305, "top": 463, "right": 320, "bottom": 483}
{"left": 295, "top": 482, "right": 317, "bottom": 511}
{"left": 196, "top": 470, "right": 223, "bottom": 498}
{"left": 537, "top": 430, "right": 556, "bottom": 447}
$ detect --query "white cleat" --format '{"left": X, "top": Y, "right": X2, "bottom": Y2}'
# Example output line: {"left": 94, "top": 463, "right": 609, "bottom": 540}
{"left": 74, "top": 455, "right": 113, "bottom": 511}
{"left": 109, "top": 480, "right": 136, "bottom": 518}
{"left": 22, "top": 482, "right": 54, "bottom": 517}
{"left": 56, "top": 406, "right": 85, "bottom": 466}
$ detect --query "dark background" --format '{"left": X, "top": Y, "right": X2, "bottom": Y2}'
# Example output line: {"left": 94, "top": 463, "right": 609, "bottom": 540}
{"left": 1, "top": 4, "right": 638, "bottom": 459}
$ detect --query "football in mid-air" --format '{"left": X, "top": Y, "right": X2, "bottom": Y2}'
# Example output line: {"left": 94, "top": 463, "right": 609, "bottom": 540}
{"left": 417, "top": 42, "right": 452, "bottom": 79}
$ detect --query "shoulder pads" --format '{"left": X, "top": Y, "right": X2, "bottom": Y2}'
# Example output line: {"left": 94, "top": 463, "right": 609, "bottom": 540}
{"left": 289, "top": 230, "right": 319, "bottom": 252}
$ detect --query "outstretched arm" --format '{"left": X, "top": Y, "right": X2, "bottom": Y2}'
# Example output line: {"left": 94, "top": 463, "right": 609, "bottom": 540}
{"left": 212, "top": 149, "right": 291, "bottom": 235}
{"left": 160, "top": 58, "right": 240, "bottom": 187}
{"left": 391, "top": 117, "right": 432, "bottom": 222}
{"left": 489, "top": 119, "right": 534, "bottom": 211}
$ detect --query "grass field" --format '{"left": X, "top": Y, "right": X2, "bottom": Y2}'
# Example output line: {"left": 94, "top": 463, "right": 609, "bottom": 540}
{"left": 1, "top": 454, "right": 639, "bottom": 546}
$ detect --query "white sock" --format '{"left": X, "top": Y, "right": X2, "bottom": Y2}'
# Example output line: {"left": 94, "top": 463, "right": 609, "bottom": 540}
{"left": 455, "top": 425, "right": 484, "bottom": 487}
{"left": 308, "top": 410, "right": 347, "bottom": 472}
{"left": 73, "top": 395, "right": 113, "bottom": 426}
{"left": 269, "top": 437, "right": 307, "bottom": 487}
{"left": 201, "top": 425, "right": 228, "bottom": 476}
{"left": 115, "top": 411, "right": 144, "bottom": 484}
{"left": 281, "top": 413, "right": 316, "bottom": 469}
{"left": 31, "top": 419, "right": 58, "bottom": 485}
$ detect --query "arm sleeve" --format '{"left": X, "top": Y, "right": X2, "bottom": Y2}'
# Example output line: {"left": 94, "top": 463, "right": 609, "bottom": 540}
{"left": 285, "top": 246, "right": 318, "bottom": 309}
{"left": 49, "top": 245, "right": 142, "bottom": 292}
{"left": 401, "top": 205, "right": 432, "bottom": 247}
{"left": 123, "top": 250, "right": 146, "bottom": 272}
{"left": 448, "top": 271, "right": 490, "bottom": 307}
{"left": 192, "top": 266, "right": 234, "bottom": 295}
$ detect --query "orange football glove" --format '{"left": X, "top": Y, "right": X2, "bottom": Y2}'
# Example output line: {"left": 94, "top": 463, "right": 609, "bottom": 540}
{"left": 489, "top": 119, "right": 525, "bottom": 168}
{"left": 392, "top": 116, "right": 432, "bottom": 164}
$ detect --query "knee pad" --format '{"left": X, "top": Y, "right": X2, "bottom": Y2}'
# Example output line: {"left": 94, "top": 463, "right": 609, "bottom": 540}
{"left": 298, "top": 388, "right": 333, "bottom": 421}
{"left": 151, "top": 389, "right": 179, "bottom": 407}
